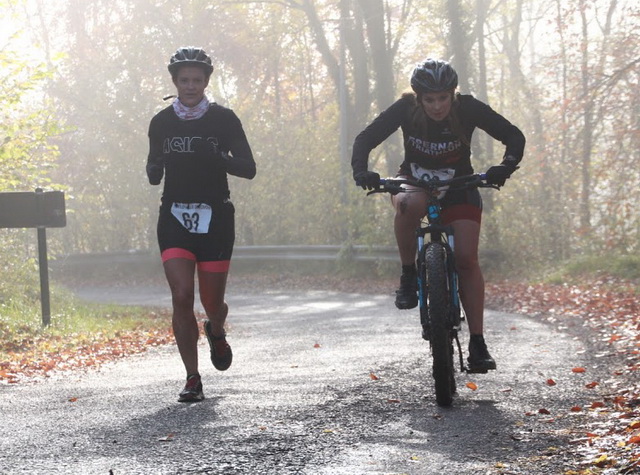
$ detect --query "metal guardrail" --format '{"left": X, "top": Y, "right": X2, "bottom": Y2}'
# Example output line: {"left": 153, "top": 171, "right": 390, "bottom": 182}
{"left": 233, "top": 245, "right": 397, "bottom": 261}
{"left": 52, "top": 245, "right": 399, "bottom": 267}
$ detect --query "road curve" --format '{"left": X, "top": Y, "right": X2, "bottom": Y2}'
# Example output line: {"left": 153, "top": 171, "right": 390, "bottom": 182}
{"left": 0, "top": 286, "right": 593, "bottom": 474}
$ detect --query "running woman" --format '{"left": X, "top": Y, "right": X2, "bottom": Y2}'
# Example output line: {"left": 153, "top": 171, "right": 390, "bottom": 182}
{"left": 351, "top": 58, "right": 525, "bottom": 372}
{"left": 147, "top": 46, "right": 256, "bottom": 402}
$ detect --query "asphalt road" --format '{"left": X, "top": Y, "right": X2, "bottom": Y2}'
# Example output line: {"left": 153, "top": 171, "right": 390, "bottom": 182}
{"left": 0, "top": 285, "right": 595, "bottom": 474}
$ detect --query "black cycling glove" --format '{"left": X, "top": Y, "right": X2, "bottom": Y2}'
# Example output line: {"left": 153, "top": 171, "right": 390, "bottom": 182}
{"left": 354, "top": 171, "right": 381, "bottom": 190}
{"left": 485, "top": 155, "right": 519, "bottom": 186}
{"left": 485, "top": 165, "right": 512, "bottom": 186}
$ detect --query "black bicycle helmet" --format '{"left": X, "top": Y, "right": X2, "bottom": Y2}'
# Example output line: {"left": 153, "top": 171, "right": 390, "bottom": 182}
{"left": 168, "top": 46, "right": 214, "bottom": 76}
{"left": 410, "top": 59, "right": 458, "bottom": 93}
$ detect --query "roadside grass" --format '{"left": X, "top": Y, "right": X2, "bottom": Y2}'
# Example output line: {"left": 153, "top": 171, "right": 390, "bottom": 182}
{"left": 0, "top": 286, "right": 172, "bottom": 383}
{"left": 543, "top": 254, "right": 640, "bottom": 293}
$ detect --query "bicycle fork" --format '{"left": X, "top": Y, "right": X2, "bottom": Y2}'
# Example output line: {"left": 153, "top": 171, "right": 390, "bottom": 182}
{"left": 416, "top": 231, "right": 428, "bottom": 339}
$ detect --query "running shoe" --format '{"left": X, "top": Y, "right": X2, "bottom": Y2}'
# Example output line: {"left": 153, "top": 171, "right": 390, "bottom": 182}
{"left": 178, "top": 374, "right": 204, "bottom": 402}
{"left": 204, "top": 320, "right": 233, "bottom": 371}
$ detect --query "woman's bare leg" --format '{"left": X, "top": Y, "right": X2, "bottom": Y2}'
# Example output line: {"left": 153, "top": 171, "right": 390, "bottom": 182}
{"left": 450, "top": 219, "right": 484, "bottom": 334}
{"left": 163, "top": 258, "right": 199, "bottom": 376}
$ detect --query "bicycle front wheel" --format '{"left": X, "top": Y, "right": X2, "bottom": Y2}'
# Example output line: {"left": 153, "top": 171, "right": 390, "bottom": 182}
{"left": 423, "top": 242, "right": 455, "bottom": 406}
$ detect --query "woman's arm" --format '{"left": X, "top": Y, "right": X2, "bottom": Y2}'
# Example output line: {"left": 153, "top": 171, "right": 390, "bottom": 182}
{"left": 351, "top": 96, "right": 409, "bottom": 180}
{"left": 222, "top": 110, "right": 256, "bottom": 180}
{"left": 146, "top": 120, "right": 164, "bottom": 185}
{"left": 467, "top": 96, "right": 526, "bottom": 167}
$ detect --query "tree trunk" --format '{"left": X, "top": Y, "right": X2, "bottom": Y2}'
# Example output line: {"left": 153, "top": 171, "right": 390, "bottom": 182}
{"left": 356, "top": 0, "right": 402, "bottom": 176}
{"left": 446, "top": 0, "right": 470, "bottom": 93}
{"left": 579, "top": 0, "right": 592, "bottom": 235}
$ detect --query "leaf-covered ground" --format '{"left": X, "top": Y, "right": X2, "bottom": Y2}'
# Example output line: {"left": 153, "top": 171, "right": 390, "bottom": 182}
{"left": 0, "top": 315, "right": 174, "bottom": 384}
{"left": 0, "top": 274, "right": 638, "bottom": 473}
{"left": 485, "top": 279, "right": 640, "bottom": 474}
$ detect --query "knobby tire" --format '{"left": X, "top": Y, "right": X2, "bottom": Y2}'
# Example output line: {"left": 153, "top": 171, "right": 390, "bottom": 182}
{"left": 423, "top": 243, "right": 455, "bottom": 406}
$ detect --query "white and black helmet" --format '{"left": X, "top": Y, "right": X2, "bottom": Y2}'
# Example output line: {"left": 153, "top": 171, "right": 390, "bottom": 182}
{"left": 168, "top": 46, "right": 214, "bottom": 76}
{"left": 410, "top": 59, "right": 458, "bottom": 94}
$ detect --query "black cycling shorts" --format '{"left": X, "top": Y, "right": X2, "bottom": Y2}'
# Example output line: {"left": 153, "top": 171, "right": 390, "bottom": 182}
{"left": 157, "top": 200, "right": 235, "bottom": 272}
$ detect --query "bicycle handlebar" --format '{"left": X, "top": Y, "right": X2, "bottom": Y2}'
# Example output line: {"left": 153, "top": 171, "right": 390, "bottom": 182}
{"left": 367, "top": 173, "right": 500, "bottom": 196}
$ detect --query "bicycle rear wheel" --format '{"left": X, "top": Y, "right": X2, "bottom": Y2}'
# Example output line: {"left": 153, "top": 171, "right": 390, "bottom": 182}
{"left": 422, "top": 242, "right": 455, "bottom": 406}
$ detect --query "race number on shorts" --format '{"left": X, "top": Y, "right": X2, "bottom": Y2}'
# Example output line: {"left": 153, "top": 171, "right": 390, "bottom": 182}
{"left": 171, "top": 202, "right": 212, "bottom": 234}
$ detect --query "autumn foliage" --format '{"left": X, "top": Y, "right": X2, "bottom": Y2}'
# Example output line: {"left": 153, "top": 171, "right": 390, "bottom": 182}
{"left": 486, "top": 279, "right": 640, "bottom": 472}
{"left": 0, "top": 313, "right": 174, "bottom": 384}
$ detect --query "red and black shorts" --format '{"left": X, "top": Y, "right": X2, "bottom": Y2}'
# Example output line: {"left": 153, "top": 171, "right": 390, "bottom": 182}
{"left": 440, "top": 187, "right": 483, "bottom": 225}
{"left": 157, "top": 200, "right": 235, "bottom": 273}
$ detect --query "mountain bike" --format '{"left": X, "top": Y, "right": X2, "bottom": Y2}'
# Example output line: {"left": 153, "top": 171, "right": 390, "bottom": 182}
{"left": 368, "top": 173, "right": 498, "bottom": 406}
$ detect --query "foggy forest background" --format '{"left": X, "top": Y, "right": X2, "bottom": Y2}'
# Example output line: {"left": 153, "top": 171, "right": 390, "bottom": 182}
{"left": 1, "top": 0, "right": 639, "bottom": 282}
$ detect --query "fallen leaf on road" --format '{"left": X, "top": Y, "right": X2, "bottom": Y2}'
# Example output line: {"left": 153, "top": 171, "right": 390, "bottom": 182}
{"left": 593, "top": 454, "right": 610, "bottom": 467}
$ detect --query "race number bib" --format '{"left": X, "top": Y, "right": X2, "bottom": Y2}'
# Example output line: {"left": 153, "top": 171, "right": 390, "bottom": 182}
{"left": 409, "top": 164, "right": 455, "bottom": 199}
{"left": 171, "top": 202, "right": 212, "bottom": 234}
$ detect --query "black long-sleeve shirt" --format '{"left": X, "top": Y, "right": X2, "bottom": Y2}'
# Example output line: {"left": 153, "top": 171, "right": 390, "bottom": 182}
{"left": 351, "top": 93, "right": 525, "bottom": 178}
{"left": 147, "top": 103, "right": 256, "bottom": 206}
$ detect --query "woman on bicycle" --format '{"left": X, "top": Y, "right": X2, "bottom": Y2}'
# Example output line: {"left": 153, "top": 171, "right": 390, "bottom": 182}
{"left": 146, "top": 46, "right": 256, "bottom": 402}
{"left": 351, "top": 58, "right": 525, "bottom": 372}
